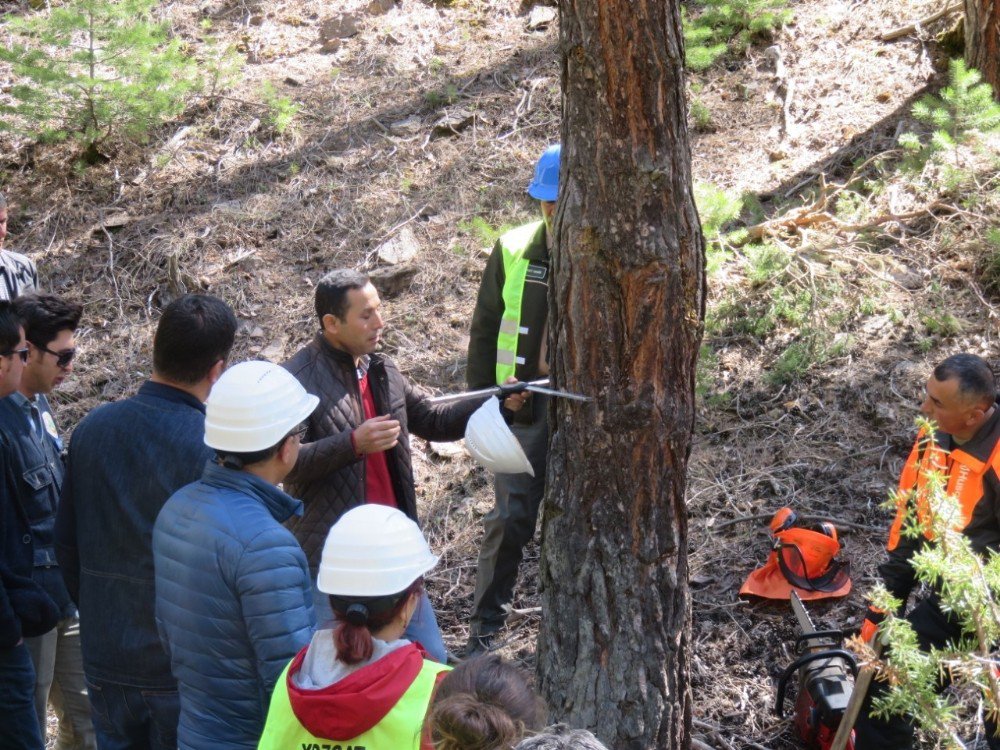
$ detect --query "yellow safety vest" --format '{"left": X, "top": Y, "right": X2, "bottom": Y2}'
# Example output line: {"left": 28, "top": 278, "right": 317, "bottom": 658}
{"left": 495, "top": 220, "right": 544, "bottom": 385}
{"left": 258, "top": 657, "right": 450, "bottom": 750}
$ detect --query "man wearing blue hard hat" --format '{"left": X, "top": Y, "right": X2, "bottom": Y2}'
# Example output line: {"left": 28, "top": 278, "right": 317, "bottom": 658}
{"left": 465, "top": 144, "right": 559, "bottom": 656}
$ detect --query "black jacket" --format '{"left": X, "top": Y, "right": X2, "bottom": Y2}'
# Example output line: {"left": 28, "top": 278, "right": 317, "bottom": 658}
{"left": 282, "top": 335, "right": 483, "bottom": 573}
{"left": 467, "top": 221, "right": 550, "bottom": 395}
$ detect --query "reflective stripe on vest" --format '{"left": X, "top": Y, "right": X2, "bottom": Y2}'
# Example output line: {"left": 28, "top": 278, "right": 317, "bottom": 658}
{"left": 887, "top": 429, "right": 1000, "bottom": 550}
{"left": 495, "top": 221, "right": 544, "bottom": 385}
{"left": 258, "top": 658, "right": 450, "bottom": 750}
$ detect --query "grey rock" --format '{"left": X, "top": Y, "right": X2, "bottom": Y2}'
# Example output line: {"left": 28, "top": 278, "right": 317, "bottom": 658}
{"left": 429, "top": 441, "right": 464, "bottom": 459}
{"left": 367, "top": 0, "right": 396, "bottom": 15}
{"left": 375, "top": 226, "right": 420, "bottom": 265}
{"left": 527, "top": 5, "right": 557, "bottom": 30}
{"left": 875, "top": 403, "right": 898, "bottom": 426}
{"left": 318, "top": 13, "right": 360, "bottom": 54}
{"left": 389, "top": 115, "right": 423, "bottom": 135}
{"left": 369, "top": 264, "right": 419, "bottom": 297}
{"left": 432, "top": 109, "right": 475, "bottom": 137}
{"left": 260, "top": 339, "right": 284, "bottom": 361}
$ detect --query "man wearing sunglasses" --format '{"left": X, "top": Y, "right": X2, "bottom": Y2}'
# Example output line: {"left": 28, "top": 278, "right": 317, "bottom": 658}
{"left": 0, "top": 299, "right": 62, "bottom": 750}
{"left": 0, "top": 293, "right": 91, "bottom": 750}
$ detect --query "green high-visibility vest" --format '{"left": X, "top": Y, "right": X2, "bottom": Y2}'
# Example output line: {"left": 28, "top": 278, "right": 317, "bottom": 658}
{"left": 495, "top": 220, "right": 544, "bottom": 385}
{"left": 257, "top": 657, "right": 450, "bottom": 750}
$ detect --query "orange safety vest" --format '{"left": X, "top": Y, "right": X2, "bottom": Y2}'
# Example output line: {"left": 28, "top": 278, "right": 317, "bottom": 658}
{"left": 888, "top": 429, "right": 1000, "bottom": 550}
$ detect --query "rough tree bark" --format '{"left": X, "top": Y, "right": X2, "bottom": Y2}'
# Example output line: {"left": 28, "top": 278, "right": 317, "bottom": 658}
{"left": 965, "top": 0, "right": 1000, "bottom": 95}
{"left": 538, "top": 1, "right": 705, "bottom": 749}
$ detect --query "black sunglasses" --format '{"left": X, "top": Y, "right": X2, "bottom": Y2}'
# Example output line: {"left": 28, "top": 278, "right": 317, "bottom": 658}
{"left": 291, "top": 423, "right": 309, "bottom": 440}
{"left": 1, "top": 346, "right": 29, "bottom": 363}
{"left": 32, "top": 342, "right": 76, "bottom": 368}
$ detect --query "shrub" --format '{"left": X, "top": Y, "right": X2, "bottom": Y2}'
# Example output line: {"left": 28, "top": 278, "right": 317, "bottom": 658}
{"left": 683, "top": 0, "right": 793, "bottom": 71}
{"left": 899, "top": 59, "right": 1000, "bottom": 169}
{"left": 689, "top": 97, "right": 715, "bottom": 132}
{"left": 458, "top": 216, "right": 515, "bottom": 251}
{"left": 261, "top": 82, "right": 300, "bottom": 136}
{"left": 694, "top": 182, "right": 743, "bottom": 276}
{"left": 744, "top": 242, "right": 790, "bottom": 287}
{"left": 978, "top": 228, "right": 1000, "bottom": 294}
{"left": 0, "top": 0, "right": 206, "bottom": 162}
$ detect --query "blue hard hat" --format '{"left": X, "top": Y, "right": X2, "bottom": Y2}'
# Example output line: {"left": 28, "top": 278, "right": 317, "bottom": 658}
{"left": 527, "top": 144, "right": 560, "bottom": 202}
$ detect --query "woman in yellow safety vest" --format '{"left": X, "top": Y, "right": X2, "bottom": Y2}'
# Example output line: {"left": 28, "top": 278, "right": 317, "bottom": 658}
{"left": 258, "top": 504, "right": 450, "bottom": 750}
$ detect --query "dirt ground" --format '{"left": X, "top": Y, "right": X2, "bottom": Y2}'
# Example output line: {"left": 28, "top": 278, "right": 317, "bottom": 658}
{"left": 3, "top": 0, "right": 998, "bottom": 747}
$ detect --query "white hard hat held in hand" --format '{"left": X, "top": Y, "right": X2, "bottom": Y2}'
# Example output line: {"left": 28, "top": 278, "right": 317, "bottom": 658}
{"left": 204, "top": 360, "right": 319, "bottom": 452}
{"left": 317, "top": 504, "right": 439, "bottom": 597}
{"left": 464, "top": 397, "right": 535, "bottom": 476}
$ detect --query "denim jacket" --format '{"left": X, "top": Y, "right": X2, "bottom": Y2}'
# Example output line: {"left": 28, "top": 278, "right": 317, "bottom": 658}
{"left": 0, "top": 393, "right": 73, "bottom": 619}
{"left": 54, "top": 381, "right": 214, "bottom": 688}
{"left": 0, "top": 439, "right": 60, "bottom": 648}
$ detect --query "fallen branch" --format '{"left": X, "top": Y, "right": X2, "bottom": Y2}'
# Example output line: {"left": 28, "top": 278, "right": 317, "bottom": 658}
{"left": 222, "top": 247, "right": 259, "bottom": 271}
{"left": 502, "top": 604, "right": 542, "bottom": 623}
{"left": 735, "top": 176, "right": 953, "bottom": 246}
{"left": 765, "top": 45, "right": 796, "bottom": 140}
{"left": 879, "top": 1, "right": 963, "bottom": 41}
{"left": 834, "top": 200, "right": 953, "bottom": 233}
{"left": 734, "top": 174, "right": 840, "bottom": 246}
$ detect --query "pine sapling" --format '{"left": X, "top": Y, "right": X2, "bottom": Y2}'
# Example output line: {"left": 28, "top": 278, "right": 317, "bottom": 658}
{"left": 899, "top": 59, "right": 1000, "bottom": 172}
{"left": 0, "top": 0, "right": 203, "bottom": 162}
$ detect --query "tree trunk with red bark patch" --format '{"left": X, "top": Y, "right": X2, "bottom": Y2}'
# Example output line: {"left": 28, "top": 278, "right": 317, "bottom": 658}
{"left": 537, "top": 1, "right": 705, "bottom": 748}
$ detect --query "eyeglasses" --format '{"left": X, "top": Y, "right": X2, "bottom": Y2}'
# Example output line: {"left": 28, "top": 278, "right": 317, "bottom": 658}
{"left": 32, "top": 342, "right": 75, "bottom": 369}
{"left": 0, "top": 347, "right": 29, "bottom": 363}
{"left": 290, "top": 423, "right": 308, "bottom": 441}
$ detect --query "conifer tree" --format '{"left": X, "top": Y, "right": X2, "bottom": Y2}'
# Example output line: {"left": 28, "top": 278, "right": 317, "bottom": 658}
{"left": 0, "top": 0, "right": 202, "bottom": 162}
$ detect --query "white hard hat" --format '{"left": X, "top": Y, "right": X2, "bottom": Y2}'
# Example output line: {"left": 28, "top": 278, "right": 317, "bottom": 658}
{"left": 205, "top": 361, "right": 319, "bottom": 452}
{"left": 464, "top": 397, "right": 535, "bottom": 476}
{"left": 317, "top": 504, "right": 439, "bottom": 596}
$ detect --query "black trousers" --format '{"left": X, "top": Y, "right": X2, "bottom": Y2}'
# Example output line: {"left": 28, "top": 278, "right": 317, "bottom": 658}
{"left": 854, "top": 594, "right": 1000, "bottom": 749}
{"left": 469, "top": 395, "right": 548, "bottom": 637}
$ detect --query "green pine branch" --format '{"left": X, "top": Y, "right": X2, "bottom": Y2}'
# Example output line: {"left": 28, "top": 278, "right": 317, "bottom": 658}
{"left": 0, "top": 0, "right": 240, "bottom": 162}
{"left": 859, "top": 417, "right": 1000, "bottom": 745}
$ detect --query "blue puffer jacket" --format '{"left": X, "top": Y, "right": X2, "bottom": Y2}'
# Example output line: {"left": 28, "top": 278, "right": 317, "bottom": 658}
{"left": 153, "top": 462, "right": 315, "bottom": 750}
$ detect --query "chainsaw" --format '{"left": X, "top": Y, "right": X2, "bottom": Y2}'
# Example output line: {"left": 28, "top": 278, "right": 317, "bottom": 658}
{"left": 775, "top": 591, "right": 858, "bottom": 750}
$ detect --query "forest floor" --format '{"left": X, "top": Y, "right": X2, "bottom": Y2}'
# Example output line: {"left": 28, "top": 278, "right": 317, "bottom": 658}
{"left": 2, "top": 0, "right": 999, "bottom": 747}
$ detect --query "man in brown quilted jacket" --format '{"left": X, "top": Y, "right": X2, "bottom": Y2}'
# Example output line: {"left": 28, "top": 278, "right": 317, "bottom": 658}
{"left": 282, "top": 268, "right": 483, "bottom": 662}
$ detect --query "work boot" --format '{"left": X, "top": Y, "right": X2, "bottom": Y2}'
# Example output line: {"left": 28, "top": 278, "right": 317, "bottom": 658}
{"left": 464, "top": 630, "right": 497, "bottom": 658}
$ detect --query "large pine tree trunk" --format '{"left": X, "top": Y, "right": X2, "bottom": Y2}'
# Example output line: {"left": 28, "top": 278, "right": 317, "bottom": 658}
{"left": 538, "top": 1, "right": 705, "bottom": 748}
{"left": 965, "top": 0, "right": 1000, "bottom": 96}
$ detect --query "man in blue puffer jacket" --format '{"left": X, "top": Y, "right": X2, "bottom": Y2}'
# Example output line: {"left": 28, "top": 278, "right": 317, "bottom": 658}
{"left": 153, "top": 361, "right": 319, "bottom": 750}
